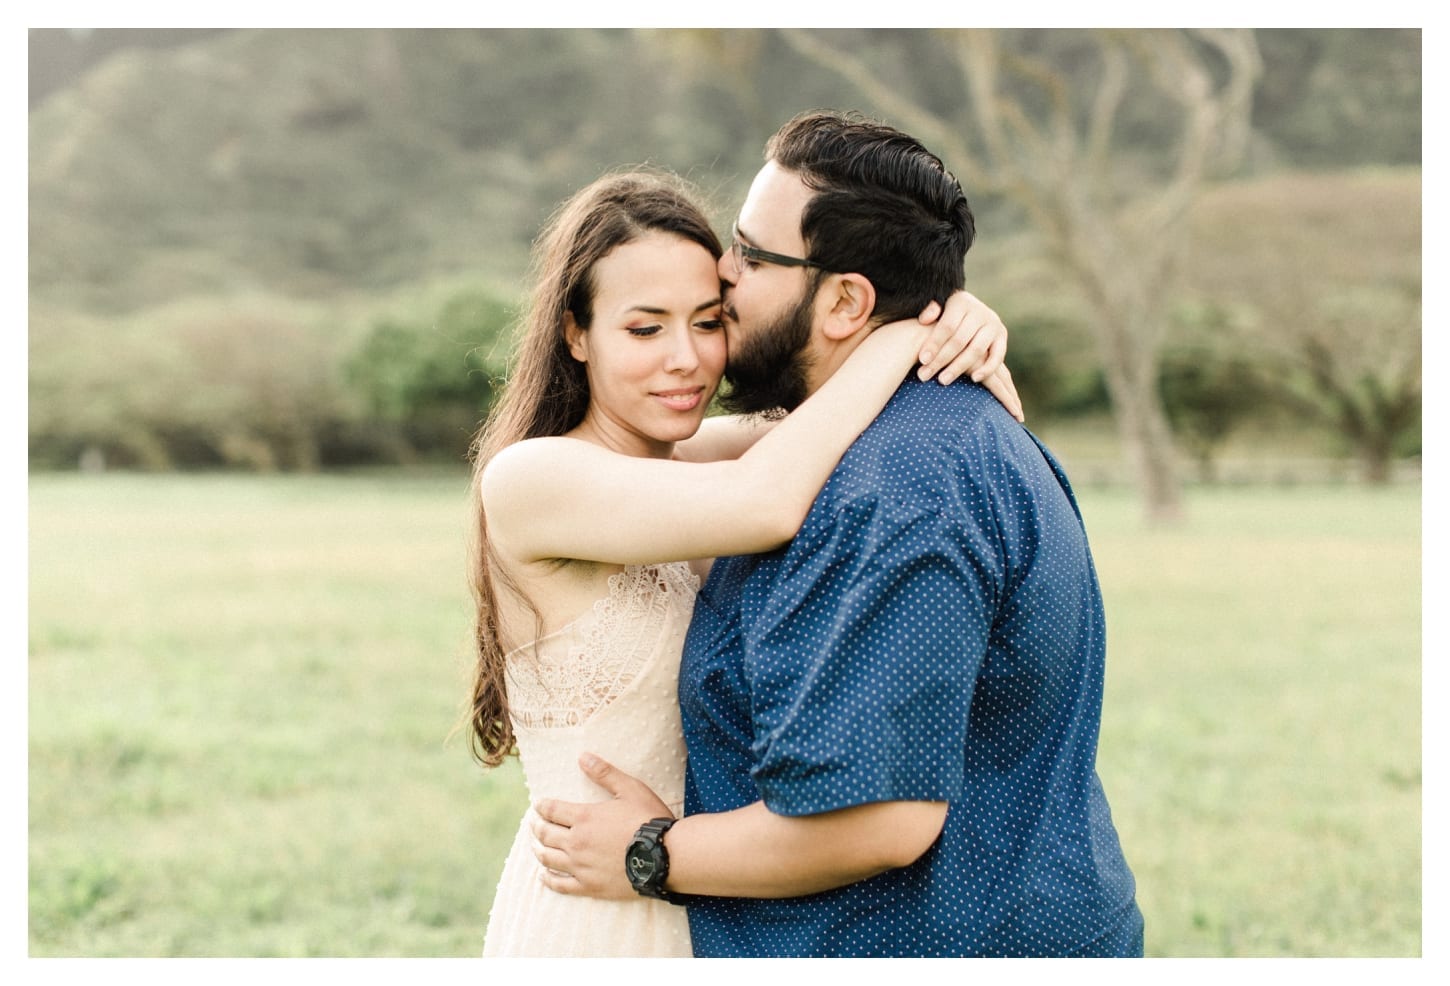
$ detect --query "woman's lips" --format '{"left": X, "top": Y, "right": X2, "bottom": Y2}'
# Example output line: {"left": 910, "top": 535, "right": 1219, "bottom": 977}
{"left": 652, "top": 387, "right": 705, "bottom": 411}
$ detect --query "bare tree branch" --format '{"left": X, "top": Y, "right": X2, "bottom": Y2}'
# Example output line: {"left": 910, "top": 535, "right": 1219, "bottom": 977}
{"left": 778, "top": 28, "right": 989, "bottom": 191}
{"left": 1085, "top": 36, "right": 1129, "bottom": 180}
{"left": 1193, "top": 28, "right": 1263, "bottom": 169}
{"left": 997, "top": 46, "right": 1077, "bottom": 169}
{"left": 1134, "top": 29, "right": 1262, "bottom": 238}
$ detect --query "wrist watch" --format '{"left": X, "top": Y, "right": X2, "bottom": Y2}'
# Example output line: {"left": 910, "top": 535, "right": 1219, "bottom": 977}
{"left": 625, "top": 817, "right": 681, "bottom": 904}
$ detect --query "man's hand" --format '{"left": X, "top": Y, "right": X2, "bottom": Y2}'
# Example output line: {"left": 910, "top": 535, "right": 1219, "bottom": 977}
{"left": 914, "top": 291, "right": 1024, "bottom": 422}
{"left": 531, "top": 754, "right": 672, "bottom": 901}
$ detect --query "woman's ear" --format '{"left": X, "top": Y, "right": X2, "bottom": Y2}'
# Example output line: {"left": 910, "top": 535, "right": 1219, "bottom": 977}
{"left": 564, "top": 311, "right": 588, "bottom": 363}
{"left": 818, "top": 273, "right": 877, "bottom": 342}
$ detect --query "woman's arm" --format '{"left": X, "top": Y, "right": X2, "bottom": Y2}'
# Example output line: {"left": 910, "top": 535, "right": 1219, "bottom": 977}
{"left": 670, "top": 413, "right": 780, "bottom": 464}
{"left": 482, "top": 318, "right": 931, "bottom": 568}
{"left": 672, "top": 289, "right": 1020, "bottom": 466}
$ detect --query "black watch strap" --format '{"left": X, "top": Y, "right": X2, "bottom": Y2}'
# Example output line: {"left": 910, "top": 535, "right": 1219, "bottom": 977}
{"left": 627, "top": 816, "right": 681, "bottom": 904}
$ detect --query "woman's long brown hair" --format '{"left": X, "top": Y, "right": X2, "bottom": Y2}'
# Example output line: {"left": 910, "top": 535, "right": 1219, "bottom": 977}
{"left": 466, "top": 169, "right": 723, "bottom": 767}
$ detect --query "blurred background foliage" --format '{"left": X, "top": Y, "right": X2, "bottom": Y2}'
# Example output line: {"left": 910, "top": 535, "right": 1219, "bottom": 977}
{"left": 27, "top": 28, "right": 1421, "bottom": 504}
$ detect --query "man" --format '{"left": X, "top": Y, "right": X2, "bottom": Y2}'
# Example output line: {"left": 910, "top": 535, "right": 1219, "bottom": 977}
{"left": 532, "top": 110, "right": 1143, "bottom": 957}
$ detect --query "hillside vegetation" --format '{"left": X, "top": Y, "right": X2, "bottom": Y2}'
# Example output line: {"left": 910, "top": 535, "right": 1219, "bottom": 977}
{"left": 28, "top": 28, "right": 1422, "bottom": 476}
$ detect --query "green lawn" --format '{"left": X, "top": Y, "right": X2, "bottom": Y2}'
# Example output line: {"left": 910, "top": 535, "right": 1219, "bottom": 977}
{"left": 27, "top": 472, "right": 1421, "bottom": 956}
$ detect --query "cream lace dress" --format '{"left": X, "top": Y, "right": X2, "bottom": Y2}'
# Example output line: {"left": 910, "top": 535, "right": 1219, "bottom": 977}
{"left": 482, "top": 562, "right": 697, "bottom": 958}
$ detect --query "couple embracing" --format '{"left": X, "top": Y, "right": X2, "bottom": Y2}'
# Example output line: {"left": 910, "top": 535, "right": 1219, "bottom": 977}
{"left": 468, "top": 110, "right": 1143, "bottom": 958}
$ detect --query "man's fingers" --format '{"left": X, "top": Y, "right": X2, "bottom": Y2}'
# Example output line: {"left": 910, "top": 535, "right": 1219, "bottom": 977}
{"left": 529, "top": 812, "right": 570, "bottom": 850}
{"left": 531, "top": 842, "right": 575, "bottom": 875}
{"left": 538, "top": 866, "right": 582, "bottom": 896}
{"left": 579, "top": 753, "right": 642, "bottom": 798}
{"left": 533, "top": 798, "right": 580, "bottom": 828}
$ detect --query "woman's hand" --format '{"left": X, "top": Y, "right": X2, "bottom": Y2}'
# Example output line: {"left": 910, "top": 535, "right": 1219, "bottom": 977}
{"left": 878, "top": 291, "right": 1024, "bottom": 422}
{"left": 915, "top": 290, "right": 1008, "bottom": 386}
{"left": 979, "top": 364, "right": 1023, "bottom": 423}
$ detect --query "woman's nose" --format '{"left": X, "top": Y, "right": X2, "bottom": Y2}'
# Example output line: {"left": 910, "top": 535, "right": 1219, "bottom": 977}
{"left": 664, "top": 329, "right": 701, "bottom": 373}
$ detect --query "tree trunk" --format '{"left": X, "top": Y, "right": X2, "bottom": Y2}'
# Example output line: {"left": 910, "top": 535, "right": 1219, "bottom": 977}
{"left": 1094, "top": 313, "right": 1184, "bottom": 522}
{"left": 1359, "top": 438, "right": 1394, "bottom": 485}
{"left": 1057, "top": 198, "right": 1187, "bottom": 523}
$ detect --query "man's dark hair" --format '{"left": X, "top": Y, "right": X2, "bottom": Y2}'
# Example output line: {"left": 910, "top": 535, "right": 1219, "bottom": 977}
{"left": 765, "top": 110, "right": 975, "bottom": 325}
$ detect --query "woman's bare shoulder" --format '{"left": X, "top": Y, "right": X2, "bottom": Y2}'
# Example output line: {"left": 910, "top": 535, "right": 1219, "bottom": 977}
{"left": 479, "top": 436, "right": 601, "bottom": 496}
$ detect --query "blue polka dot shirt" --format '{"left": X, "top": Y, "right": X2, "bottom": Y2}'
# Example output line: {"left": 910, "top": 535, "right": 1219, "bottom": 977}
{"left": 678, "top": 376, "right": 1143, "bottom": 957}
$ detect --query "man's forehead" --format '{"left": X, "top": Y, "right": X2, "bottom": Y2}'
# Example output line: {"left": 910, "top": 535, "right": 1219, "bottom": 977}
{"left": 737, "top": 161, "right": 813, "bottom": 247}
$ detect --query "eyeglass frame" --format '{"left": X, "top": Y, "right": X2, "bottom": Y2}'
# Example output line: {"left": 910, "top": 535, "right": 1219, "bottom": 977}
{"left": 729, "top": 225, "right": 838, "bottom": 275}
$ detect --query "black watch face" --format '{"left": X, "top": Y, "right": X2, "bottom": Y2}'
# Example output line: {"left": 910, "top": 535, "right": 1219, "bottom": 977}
{"left": 627, "top": 849, "right": 656, "bottom": 883}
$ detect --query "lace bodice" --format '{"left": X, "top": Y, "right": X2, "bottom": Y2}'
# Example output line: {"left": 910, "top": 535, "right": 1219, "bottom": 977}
{"left": 505, "top": 562, "right": 698, "bottom": 729}
{"left": 501, "top": 562, "right": 698, "bottom": 811}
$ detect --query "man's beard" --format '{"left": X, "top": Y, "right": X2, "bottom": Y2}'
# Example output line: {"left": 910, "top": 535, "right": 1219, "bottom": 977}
{"left": 719, "top": 287, "right": 816, "bottom": 416}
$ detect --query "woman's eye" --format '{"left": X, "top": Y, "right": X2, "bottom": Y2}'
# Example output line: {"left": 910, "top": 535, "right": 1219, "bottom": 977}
{"left": 627, "top": 325, "right": 662, "bottom": 338}
{"left": 696, "top": 318, "right": 725, "bottom": 331}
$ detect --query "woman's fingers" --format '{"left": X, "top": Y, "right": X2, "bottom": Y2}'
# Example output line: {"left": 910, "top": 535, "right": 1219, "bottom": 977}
{"left": 917, "top": 291, "right": 1008, "bottom": 384}
{"left": 982, "top": 365, "right": 1025, "bottom": 422}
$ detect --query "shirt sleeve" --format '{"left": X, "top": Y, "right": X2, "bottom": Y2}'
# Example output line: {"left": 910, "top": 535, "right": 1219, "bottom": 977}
{"left": 744, "top": 491, "right": 1003, "bottom": 816}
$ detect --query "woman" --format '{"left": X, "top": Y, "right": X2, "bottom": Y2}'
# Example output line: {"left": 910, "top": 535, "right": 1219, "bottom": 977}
{"left": 469, "top": 169, "right": 1018, "bottom": 957}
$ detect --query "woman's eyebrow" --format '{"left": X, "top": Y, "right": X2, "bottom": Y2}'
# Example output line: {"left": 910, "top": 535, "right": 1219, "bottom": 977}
{"left": 623, "top": 297, "right": 721, "bottom": 316}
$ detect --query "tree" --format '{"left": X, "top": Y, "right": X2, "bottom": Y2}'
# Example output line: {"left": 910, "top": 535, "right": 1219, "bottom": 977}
{"left": 345, "top": 289, "right": 517, "bottom": 462}
{"left": 777, "top": 28, "right": 1263, "bottom": 522}
{"left": 1287, "top": 293, "right": 1421, "bottom": 483}
{"left": 1157, "top": 345, "right": 1268, "bottom": 483}
{"left": 1183, "top": 170, "right": 1421, "bottom": 484}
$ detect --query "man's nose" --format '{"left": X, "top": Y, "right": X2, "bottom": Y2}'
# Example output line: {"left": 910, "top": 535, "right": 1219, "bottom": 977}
{"left": 717, "top": 250, "right": 737, "bottom": 286}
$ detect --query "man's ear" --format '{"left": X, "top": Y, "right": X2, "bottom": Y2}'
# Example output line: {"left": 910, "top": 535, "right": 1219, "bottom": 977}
{"left": 818, "top": 273, "right": 877, "bottom": 342}
{"left": 563, "top": 311, "right": 588, "bottom": 363}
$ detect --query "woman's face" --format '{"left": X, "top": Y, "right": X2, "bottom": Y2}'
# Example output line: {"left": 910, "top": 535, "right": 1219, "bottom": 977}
{"left": 567, "top": 232, "right": 727, "bottom": 457}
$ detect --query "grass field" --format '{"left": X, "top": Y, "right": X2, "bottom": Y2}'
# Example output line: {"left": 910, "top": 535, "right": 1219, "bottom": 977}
{"left": 26, "top": 471, "right": 1422, "bottom": 957}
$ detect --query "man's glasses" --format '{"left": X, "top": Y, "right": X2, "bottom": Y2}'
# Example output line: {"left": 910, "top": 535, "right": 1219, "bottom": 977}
{"left": 729, "top": 225, "right": 837, "bottom": 276}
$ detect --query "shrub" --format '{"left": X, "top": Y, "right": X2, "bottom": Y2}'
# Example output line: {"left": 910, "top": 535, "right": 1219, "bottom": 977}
{"left": 29, "top": 297, "right": 363, "bottom": 471}
{"left": 344, "top": 289, "right": 517, "bottom": 462}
